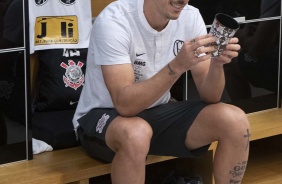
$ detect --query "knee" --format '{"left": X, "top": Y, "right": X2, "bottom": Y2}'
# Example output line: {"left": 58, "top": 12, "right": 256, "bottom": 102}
{"left": 214, "top": 104, "right": 250, "bottom": 139}
{"left": 230, "top": 105, "right": 250, "bottom": 132}
{"left": 108, "top": 117, "right": 153, "bottom": 157}
{"left": 125, "top": 119, "right": 153, "bottom": 151}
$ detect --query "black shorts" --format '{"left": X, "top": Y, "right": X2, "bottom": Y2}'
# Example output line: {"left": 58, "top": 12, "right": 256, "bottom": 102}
{"left": 77, "top": 100, "right": 210, "bottom": 163}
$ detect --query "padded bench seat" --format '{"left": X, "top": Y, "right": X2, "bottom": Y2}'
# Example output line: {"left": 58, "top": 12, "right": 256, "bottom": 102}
{"left": 32, "top": 110, "right": 79, "bottom": 150}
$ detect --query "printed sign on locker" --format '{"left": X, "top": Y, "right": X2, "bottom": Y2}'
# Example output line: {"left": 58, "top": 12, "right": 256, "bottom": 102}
{"left": 29, "top": 0, "right": 92, "bottom": 53}
{"left": 34, "top": 16, "right": 78, "bottom": 45}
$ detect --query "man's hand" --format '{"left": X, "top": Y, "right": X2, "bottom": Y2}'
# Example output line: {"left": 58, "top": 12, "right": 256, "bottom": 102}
{"left": 211, "top": 37, "right": 241, "bottom": 66}
{"left": 171, "top": 34, "right": 216, "bottom": 74}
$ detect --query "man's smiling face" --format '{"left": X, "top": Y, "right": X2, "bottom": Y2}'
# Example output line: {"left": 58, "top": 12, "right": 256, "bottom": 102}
{"left": 144, "top": 0, "right": 189, "bottom": 31}
{"left": 154, "top": 0, "right": 189, "bottom": 20}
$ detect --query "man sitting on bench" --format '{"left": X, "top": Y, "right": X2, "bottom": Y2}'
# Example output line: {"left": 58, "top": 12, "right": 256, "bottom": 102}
{"left": 73, "top": 0, "right": 250, "bottom": 183}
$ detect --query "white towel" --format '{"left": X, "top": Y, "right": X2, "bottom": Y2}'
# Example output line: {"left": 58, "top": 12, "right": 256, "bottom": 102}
{"left": 32, "top": 138, "right": 53, "bottom": 154}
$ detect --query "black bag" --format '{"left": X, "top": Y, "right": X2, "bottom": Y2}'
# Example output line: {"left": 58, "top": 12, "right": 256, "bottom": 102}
{"left": 32, "top": 48, "right": 87, "bottom": 149}
{"left": 32, "top": 109, "right": 79, "bottom": 149}
{"left": 35, "top": 48, "right": 87, "bottom": 112}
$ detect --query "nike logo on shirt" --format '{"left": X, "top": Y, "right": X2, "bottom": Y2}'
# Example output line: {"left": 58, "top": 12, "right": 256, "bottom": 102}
{"left": 136, "top": 53, "right": 146, "bottom": 57}
{"left": 70, "top": 101, "right": 78, "bottom": 105}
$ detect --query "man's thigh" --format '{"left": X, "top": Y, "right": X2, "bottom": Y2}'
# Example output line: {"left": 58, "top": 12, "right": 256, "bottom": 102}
{"left": 138, "top": 100, "right": 210, "bottom": 158}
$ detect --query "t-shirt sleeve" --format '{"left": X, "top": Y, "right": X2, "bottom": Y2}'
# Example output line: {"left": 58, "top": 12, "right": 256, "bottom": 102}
{"left": 90, "top": 17, "right": 131, "bottom": 66}
{"left": 193, "top": 9, "right": 207, "bottom": 37}
{"left": 182, "top": 7, "right": 207, "bottom": 41}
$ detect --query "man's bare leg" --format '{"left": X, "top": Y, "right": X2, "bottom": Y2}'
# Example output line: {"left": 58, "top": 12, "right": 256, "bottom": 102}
{"left": 106, "top": 116, "right": 153, "bottom": 184}
{"left": 186, "top": 103, "right": 250, "bottom": 184}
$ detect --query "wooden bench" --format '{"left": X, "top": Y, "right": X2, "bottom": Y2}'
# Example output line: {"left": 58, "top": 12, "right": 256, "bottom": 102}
{"left": 1, "top": 107, "right": 282, "bottom": 184}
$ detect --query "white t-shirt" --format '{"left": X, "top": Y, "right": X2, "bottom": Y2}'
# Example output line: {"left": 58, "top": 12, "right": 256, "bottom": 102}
{"left": 73, "top": 0, "right": 207, "bottom": 128}
{"left": 29, "top": 0, "right": 92, "bottom": 53}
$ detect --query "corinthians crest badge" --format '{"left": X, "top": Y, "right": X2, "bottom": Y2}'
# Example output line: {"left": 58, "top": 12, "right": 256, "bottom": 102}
{"left": 60, "top": 60, "right": 84, "bottom": 90}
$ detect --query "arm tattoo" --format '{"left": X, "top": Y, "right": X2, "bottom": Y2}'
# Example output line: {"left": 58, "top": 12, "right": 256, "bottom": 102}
{"left": 167, "top": 63, "right": 175, "bottom": 75}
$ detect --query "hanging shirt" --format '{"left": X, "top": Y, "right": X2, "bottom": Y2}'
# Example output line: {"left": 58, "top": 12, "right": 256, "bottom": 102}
{"left": 29, "top": 0, "right": 92, "bottom": 53}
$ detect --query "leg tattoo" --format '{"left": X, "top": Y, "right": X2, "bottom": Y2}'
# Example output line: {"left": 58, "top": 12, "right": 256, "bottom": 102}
{"left": 244, "top": 129, "right": 251, "bottom": 151}
{"left": 229, "top": 161, "right": 247, "bottom": 183}
{"left": 229, "top": 161, "right": 247, "bottom": 177}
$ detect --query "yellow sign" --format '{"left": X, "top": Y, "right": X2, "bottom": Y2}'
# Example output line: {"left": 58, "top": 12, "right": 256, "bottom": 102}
{"left": 34, "top": 16, "right": 79, "bottom": 45}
